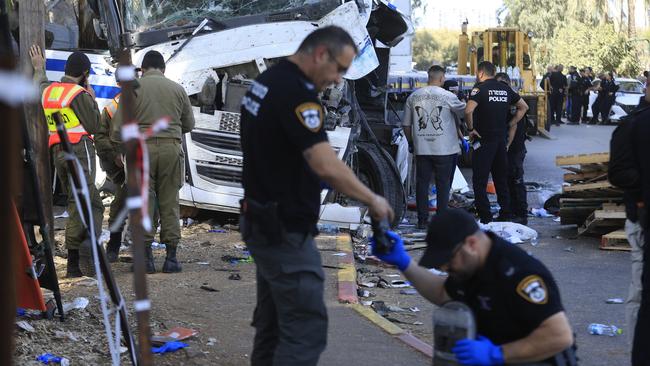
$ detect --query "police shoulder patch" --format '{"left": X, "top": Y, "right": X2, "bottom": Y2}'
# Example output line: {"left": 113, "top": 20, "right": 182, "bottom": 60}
{"left": 470, "top": 88, "right": 480, "bottom": 96}
{"left": 516, "top": 275, "right": 548, "bottom": 304}
{"left": 295, "top": 102, "right": 323, "bottom": 132}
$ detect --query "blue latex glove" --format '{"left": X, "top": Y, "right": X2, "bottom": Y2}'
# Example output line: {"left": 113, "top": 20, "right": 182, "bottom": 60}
{"left": 370, "top": 230, "right": 411, "bottom": 271}
{"left": 452, "top": 336, "right": 504, "bottom": 366}
{"left": 151, "top": 341, "right": 189, "bottom": 354}
{"left": 36, "top": 353, "right": 65, "bottom": 364}
{"left": 461, "top": 138, "right": 470, "bottom": 153}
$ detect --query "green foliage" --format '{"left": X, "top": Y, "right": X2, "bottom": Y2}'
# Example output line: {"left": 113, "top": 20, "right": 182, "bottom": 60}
{"left": 412, "top": 29, "right": 462, "bottom": 70}
{"left": 552, "top": 21, "right": 641, "bottom": 76}
{"left": 502, "top": 0, "right": 644, "bottom": 76}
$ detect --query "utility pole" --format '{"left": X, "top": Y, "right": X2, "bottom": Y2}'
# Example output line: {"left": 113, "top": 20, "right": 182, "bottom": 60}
{"left": 118, "top": 51, "right": 153, "bottom": 366}
{"left": 19, "top": 0, "right": 54, "bottom": 262}
{"left": 1, "top": 0, "right": 22, "bottom": 363}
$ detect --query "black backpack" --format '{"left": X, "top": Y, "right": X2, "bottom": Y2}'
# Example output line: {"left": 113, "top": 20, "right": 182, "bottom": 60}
{"left": 608, "top": 105, "right": 650, "bottom": 189}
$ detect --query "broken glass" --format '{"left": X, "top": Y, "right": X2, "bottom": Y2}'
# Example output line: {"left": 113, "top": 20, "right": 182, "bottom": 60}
{"left": 123, "top": 0, "right": 316, "bottom": 32}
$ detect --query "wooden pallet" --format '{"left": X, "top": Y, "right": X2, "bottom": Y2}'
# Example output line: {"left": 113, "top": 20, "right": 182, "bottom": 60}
{"left": 556, "top": 152, "right": 610, "bottom": 166}
{"left": 600, "top": 230, "right": 631, "bottom": 251}
{"left": 559, "top": 197, "right": 624, "bottom": 225}
{"left": 562, "top": 181, "right": 622, "bottom": 198}
{"left": 578, "top": 205, "right": 626, "bottom": 235}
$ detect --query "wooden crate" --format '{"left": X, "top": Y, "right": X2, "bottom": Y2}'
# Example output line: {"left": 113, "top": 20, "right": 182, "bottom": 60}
{"left": 556, "top": 152, "right": 610, "bottom": 166}
{"left": 600, "top": 230, "right": 631, "bottom": 251}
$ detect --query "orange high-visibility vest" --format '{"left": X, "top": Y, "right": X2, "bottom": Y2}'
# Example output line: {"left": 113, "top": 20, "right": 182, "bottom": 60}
{"left": 104, "top": 93, "right": 121, "bottom": 119}
{"left": 41, "top": 82, "right": 91, "bottom": 147}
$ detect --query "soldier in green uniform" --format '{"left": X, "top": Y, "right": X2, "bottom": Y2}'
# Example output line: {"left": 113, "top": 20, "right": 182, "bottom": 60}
{"left": 94, "top": 91, "right": 126, "bottom": 263}
{"left": 111, "top": 51, "right": 195, "bottom": 273}
{"left": 30, "top": 45, "right": 104, "bottom": 277}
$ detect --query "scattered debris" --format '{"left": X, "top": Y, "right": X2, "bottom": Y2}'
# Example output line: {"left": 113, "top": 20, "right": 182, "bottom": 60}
{"left": 207, "top": 338, "right": 217, "bottom": 346}
{"left": 54, "top": 211, "right": 69, "bottom": 219}
{"left": 228, "top": 273, "right": 242, "bottom": 281}
{"left": 331, "top": 252, "right": 347, "bottom": 256}
{"left": 196, "top": 261, "right": 210, "bottom": 265}
{"left": 480, "top": 222, "right": 538, "bottom": 244}
{"left": 16, "top": 320, "right": 35, "bottom": 333}
{"left": 36, "top": 353, "right": 69, "bottom": 365}
{"left": 564, "top": 247, "right": 575, "bottom": 253}
{"left": 54, "top": 330, "right": 79, "bottom": 342}
{"left": 389, "top": 280, "right": 411, "bottom": 288}
{"left": 400, "top": 289, "right": 418, "bottom": 295}
{"left": 200, "top": 285, "right": 219, "bottom": 292}
{"left": 151, "top": 242, "right": 167, "bottom": 250}
{"left": 588, "top": 323, "right": 622, "bottom": 336}
{"left": 208, "top": 229, "right": 226, "bottom": 233}
{"left": 531, "top": 208, "right": 554, "bottom": 218}
{"left": 357, "top": 289, "right": 375, "bottom": 298}
{"left": 322, "top": 264, "right": 344, "bottom": 270}
{"left": 62, "top": 297, "right": 89, "bottom": 313}
{"left": 200, "top": 241, "right": 213, "bottom": 247}
{"left": 361, "top": 300, "right": 373, "bottom": 306}
{"left": 606, "top": 298, "right": 625, "bottom": 304}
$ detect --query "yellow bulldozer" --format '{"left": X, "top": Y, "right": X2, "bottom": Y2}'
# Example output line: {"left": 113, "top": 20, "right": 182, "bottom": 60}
{"left": 457, "top": 22, "right": 550, "bottom": 137}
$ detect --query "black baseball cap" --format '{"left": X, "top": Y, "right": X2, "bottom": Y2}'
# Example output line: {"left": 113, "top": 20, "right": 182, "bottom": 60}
{"left": 65, "top": 52, "right": 91, "bottom": 77}
{"left": 419, "top": 209, "right": 480, "bottom": 269}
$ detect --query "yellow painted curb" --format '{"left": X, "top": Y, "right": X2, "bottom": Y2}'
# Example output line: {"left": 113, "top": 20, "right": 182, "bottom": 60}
{"left": 338, "top": 263, "right": 356, "bottom": 282}
{"left": 349, "top": 303, "right": 405, "bottom": 336}
{"left": 336, "top": 235, "right": 352, "bottom": 252}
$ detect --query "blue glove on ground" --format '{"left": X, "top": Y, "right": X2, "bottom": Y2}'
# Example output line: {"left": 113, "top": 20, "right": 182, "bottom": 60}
{"left": 452, "top": 335, "right": 504, "bottom": 366}
{"left": 370, "top": 230, "right": 411, "bottom": 271}
{"left": 151, "top": 341, "right": 189, "bottom": 354}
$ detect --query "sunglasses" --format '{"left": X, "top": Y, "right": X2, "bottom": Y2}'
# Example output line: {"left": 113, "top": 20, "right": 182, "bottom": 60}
{"left": 327, "top": 49, "right": 349, "bottom": 75}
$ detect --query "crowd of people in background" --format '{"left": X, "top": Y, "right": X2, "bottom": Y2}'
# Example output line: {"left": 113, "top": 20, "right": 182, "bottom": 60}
{"left": 539, "top": 64, "right": 646, "bottom": 126}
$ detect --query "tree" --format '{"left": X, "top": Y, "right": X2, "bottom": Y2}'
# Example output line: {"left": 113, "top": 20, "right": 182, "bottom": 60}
{"left": 629, "top": 0, "right": 637, "bottom": 38}
{"left": 412, "top": 29, "right": 440, "bottom": 70}
{"left": 551, "top": 20, "right": 641, "bottom": 76}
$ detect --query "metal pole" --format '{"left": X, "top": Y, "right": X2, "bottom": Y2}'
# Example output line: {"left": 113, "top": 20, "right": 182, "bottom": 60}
{"left": 118, "top": 51, "right": 153, "bottom": 366}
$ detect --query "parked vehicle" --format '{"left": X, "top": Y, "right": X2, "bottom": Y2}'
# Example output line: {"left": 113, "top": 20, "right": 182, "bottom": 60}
{"left": 587, "top": 78, "right": 645, "bottom": 122}
{"left": 39, "top": 0, "right": 413, "bottom": 227}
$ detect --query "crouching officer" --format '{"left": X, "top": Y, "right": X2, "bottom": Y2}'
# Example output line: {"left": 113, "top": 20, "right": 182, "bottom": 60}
{"left": 372, "top": 209, "right": 576, "bottom": 365}
{"left": 495, "top": 73, "right": 529, "bottom": 225}
{"left": 94, "top": 90, "right": 126, "bottom": 262}
{"left": 111, "top": 51, "right": 195, "bottom": 273}
{"left": 240, "top": 26, "right": 394, "bottom": 366}
{"left": 30, "top": 45, "right": 104, "bottom": 278}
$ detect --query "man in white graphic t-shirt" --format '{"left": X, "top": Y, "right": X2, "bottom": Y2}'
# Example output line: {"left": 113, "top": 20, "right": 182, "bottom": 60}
{"left": 403, "top": 65, "right": 466, "bottom": 229}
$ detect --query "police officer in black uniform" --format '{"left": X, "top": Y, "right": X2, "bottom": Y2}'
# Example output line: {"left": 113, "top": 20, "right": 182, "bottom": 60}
{"left": 580, "top": 68, "right": 594, "bottom": 123}
{"left": 495, "top": 73, "right": 529, "bottom": 225}
{"left": 549, "top": 64, "right": 567, "bottom": 125}
{"left": 372, "top": 209, "right": 576, "bottom": 365}
{"left": 240, "top": 26, "right": 394, "bottom": 366}
{"left": 567, "top": 66, "right": 582, "bottom": 124}
{"left": 465, "top": 61, "right": 528, "bottom": 224}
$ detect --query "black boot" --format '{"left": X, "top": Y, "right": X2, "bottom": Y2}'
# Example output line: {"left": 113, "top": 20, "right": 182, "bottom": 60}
{"left": 162, "top": 246, "right": 182, "bottom": 273}
{"left": 145, "top": 245, "right": 156, "bottom": 274}
{"left": 130, "top": 245, "right": 156, "bottom": 273}
{"left": 66, "top": 249, "right": 83, "bottom": 278}
{"left": 106, "top": 232, "right": 122, "bottom": 263}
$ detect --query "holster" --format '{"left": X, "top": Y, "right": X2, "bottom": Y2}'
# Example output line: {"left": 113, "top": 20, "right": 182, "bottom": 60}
{"left": 240, "top": 198, "right": 285, "bottom": 244}
{"left": 549, "top": 343, "right": 578, "bottom": 366}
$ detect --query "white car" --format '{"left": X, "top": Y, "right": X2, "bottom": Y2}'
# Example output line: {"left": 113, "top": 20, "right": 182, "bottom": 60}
{"left": 587, "top": 78, "right": 645, "bottom": 122}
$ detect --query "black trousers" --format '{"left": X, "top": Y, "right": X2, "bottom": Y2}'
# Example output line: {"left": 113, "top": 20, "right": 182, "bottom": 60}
{"left": 582, "top": 95, "right": 590, "bottom": 120}
{"left": 415, "top": 154, "right": 457, "bottom": 223}
{"left": 243, "top": 221, "right": 328, "bottom": 366}
{"left": 592, "top": 97, "right": 607, "bottom": 122}
{"left": 472, "top": 139, "right": 511, "bottom": 222}
{"left": 550, "top": 92, "right": 565, "bottom": 123}
{"left": 569, "top": 94, "right": 583, "bottom": 122}
{"left": 633, "top": 232, "right": 650, "bottom": 365}
{"left": 507, "top": 149, "right": 528, "bottom": 218}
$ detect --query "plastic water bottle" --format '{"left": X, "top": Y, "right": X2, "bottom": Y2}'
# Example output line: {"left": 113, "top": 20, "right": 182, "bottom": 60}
{"left": 588, "top": 323, "right": 622, "bottom": 336}
{"left": 530, "top": 233, "right": 539, "bottom": 247}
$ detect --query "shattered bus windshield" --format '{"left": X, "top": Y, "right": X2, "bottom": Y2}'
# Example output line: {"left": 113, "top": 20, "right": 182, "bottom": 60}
{"left": 123, "top": 0, "right": 313, "bottom": 32}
